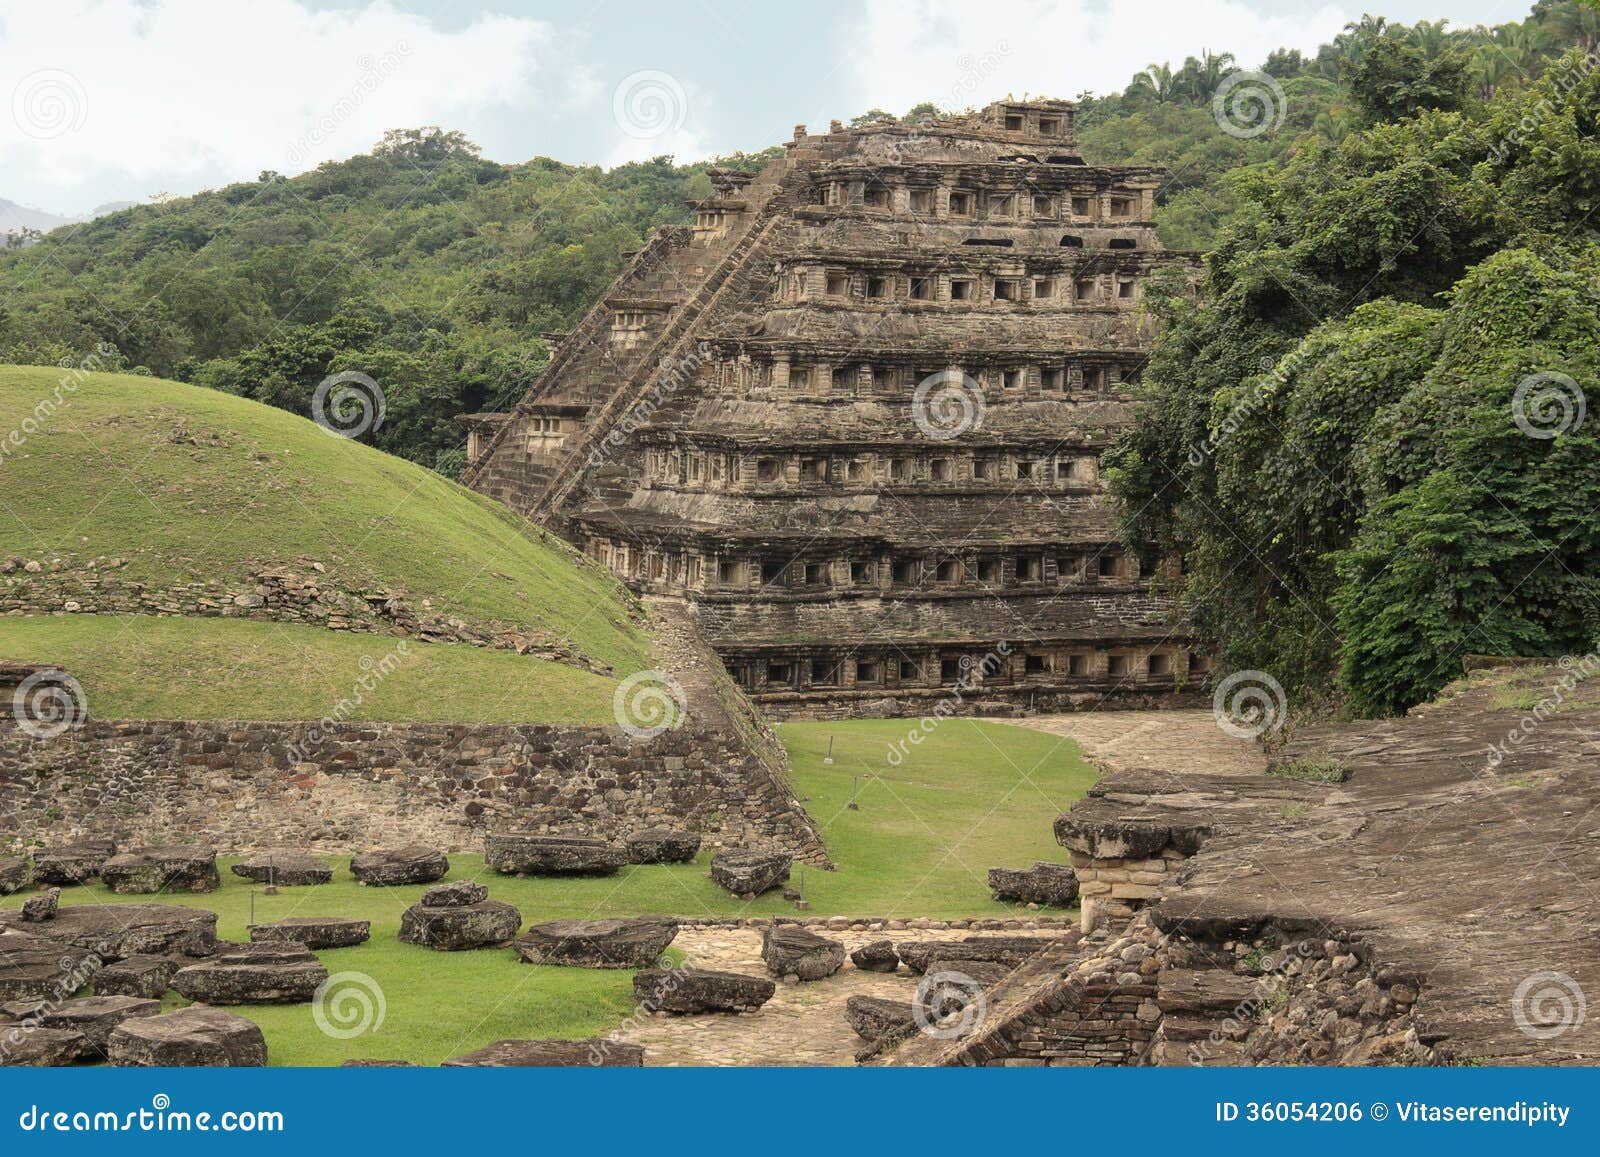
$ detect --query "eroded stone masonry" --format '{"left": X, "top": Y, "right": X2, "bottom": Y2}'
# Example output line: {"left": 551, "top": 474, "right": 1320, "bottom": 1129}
{"left": 463, "top": 101, "right": 1204, "bottom": 718}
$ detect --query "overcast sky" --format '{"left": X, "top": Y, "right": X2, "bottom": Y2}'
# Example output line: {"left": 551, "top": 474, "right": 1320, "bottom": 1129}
{"left": 0, "top": 0, "right": 1540, "bottom": 215}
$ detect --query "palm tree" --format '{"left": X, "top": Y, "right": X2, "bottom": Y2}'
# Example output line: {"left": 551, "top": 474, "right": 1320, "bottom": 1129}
{"left": 1539, "top": 0, "right": 1600, "bottom": 54}
{"left": 1177, "top": 50, "right": 1237, "bottom": 103}
{"left": 1134, "top": 62, "right": 1178, "bottom": 104}
{"left": 1407, "top": 18, "right": 1455, "bottom": 60}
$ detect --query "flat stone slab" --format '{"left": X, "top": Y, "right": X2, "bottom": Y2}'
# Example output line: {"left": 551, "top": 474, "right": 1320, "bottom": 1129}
{"left": 710, "top": 849, "right": 791, "bottom": 897}
{"left": 895, "top": 936, "right": 1050, "bottom": 975}
{"left": 172, "top": 948, "right": 328, "bottom": 1004}
{"left": 350, "top": 846, "right": 448, "bottom": 886}
{"left": 850, "top": 939, "right": 900, "bottom": 973}
{"left": 398, "top": 899, "right": 521, "bottom": 950}
{"left": 761, "top": 925, "right": 845, "bottom": 981}
{"left": 0, "top": 856, "right": 29, "bottom": 895}
{"left": 108, "top": 1007, "right": 267, "bottom": 1067}
{"left": 0, "top": 931, "right": 101, "bottom": 1000}
{"left": 340, "top": 1059, "right": 417, "bottom": 1067}
{"left": 0, "top": 903, "right": 217, "bottom": 961}
{"left": 421, "top": 881, "right": 487, "bottom": 907}
{"left": 231, "top": 851, "right": 333, "bottom": 886}
{"left": 484, "top": 833, "right": 626, "bottom": 876}
{"left": 845, "top": 994, "right": 916, "bottom": 1043}
{"left": 513, "top": 918, "right": 678, "bottom": 968}
{"left": 101, "top": 846, "right": 220, "bottom": 894}
{"left": 625, "top": 829, "right": 701, "bottom": 864}
{"left": 441, "top": 1038, "right": 643, "bottom": 1067}
{"left": 1, "top": 995, "right": 161, "bottom": 1058}
{"left": 249, "top": 917, "right": 370, "bottom": 950}
{"left": 0, "top": 1026, "right": 87, "bottom": 1067}
{"left": 92, "top": 955, "right": 181, "bottom": 999}
{"left": 1156, "top": 968, "right": 1263, "bottom": 1015}
{"left": 633, "top": 968, "right": 775, "bottom": 1013}
{"left": 988, "top": 862, "right": 1080, "bottom": 907}
{"left": 32, "top": 842, "right": 116, "bottom": 886}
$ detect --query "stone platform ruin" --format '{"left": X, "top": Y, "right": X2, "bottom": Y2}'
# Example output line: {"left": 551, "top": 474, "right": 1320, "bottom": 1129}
{"left": 462, "top": 100, "right": 1205, "bottom": 719}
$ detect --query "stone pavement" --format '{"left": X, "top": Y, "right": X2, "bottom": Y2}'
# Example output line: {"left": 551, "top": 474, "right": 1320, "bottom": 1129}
{"left": 612, "top": 925, "right": 1062, "bottom": 1066}
{"left": 1016, "top": 709, "right": 1267, "bottom": 777}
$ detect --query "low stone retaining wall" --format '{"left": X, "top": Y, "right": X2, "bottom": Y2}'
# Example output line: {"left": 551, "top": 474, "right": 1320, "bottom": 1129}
{"left": 0, "top": 717, "right": 828, "bottom": 864}
{"left": 0, "top": 560, "right": 604, "bottom": 672}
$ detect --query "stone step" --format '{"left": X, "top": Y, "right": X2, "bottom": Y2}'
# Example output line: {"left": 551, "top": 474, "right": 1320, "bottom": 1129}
{"left": 1156, "top": 968, "right": 1260, "bottom": 1016}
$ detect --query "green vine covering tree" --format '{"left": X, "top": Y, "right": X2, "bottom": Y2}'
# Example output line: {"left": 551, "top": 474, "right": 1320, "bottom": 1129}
{"left": 1106, "top": 1, "right": 1600, "bottom": 713}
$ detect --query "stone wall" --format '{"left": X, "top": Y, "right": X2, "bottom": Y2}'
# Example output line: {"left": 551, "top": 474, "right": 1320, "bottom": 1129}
{"left": 0, "top": 715, "right": 828, "bottom": 863}
{"left": 1, "top": 558, "right": 606, "bottom": 672}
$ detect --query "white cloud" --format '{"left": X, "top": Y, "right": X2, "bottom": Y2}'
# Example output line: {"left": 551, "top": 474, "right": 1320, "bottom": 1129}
{"left": 839, "top": 0, "right": 1357, "bottom": 113}
{"left": 0, "top": 0, "right": 587, "bottom": 211}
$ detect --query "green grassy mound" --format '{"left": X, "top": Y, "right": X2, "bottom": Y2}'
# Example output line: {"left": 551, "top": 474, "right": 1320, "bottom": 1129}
{"left": 1, "top": 720, "right": 1095, "bottom": 1064}
{"left": 0, "top": 366, "right": 649, "bottom": 674}
{"left": 0, "top": 616, "right": 620, "bottom": 724}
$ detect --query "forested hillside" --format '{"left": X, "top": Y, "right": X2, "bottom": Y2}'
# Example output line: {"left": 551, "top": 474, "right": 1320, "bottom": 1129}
{"left": 1104, "top": 0, "right": 1600, "bottom": 713}
{"left": 0, "top": 129, "right": 766, "bottom": 474}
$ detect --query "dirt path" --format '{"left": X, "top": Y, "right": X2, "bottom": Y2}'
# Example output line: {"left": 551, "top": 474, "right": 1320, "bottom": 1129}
{"left": 613, "top": 925, "right": 1059, "bottom": 1066}
{"left": 1015, "top": 709, "right": 1266, "bottom": 777}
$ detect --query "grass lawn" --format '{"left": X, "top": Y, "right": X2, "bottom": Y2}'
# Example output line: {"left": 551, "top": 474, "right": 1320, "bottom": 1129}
{"left": 0, "top": 719, "right": 1095, "bottom": 1065}
{"left": 0, "top": 367, "right": 651, "bottom": 674}
{"left": 0, "top": 615, "right": 623, "bottom": 724}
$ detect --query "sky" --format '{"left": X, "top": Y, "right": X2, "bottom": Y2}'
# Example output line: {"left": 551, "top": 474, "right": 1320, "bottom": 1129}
{"left": 0, "top": 0, "right": 1541, "bottom": 216}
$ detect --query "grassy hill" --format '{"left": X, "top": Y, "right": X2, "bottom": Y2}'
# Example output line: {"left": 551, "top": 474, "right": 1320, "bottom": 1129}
{"left": 0, "top": 366, "right": 652, "bottom": 720}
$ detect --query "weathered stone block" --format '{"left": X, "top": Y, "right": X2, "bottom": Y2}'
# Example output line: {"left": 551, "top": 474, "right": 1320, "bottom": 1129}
{"left": 710, "top": 849, "right": 791, "bottom": 897}
{"left": 101, "top": 846, "right": 219, "bottom": 894}
{"left": 349, "top": 845, "right": 448, "bottom": 886}
{"left": 248, "top": 917, "right": 370, "bottom": 950}
{"left": 108, "top": 1007, "right": 267, "bottom": 1067}
{"left": 761, "top": 925, "right": 845, "bottom": 981}
{"left": 513, "top": 918, "right": 678, "bottom": 968}
{"left": 484, "top": 833, "right": 626, "bottom": 876}
{"left": 441, "top": 1039, "right": 642, "bottom": 1067}
{"left": 633, "top": 968, "right": 774, "bottom": 1013}
{"left": 230, "top": 851, "right": 333, "bottom": 886}
{"left": 398, "top": 899, "right": 521, "bottom": 950}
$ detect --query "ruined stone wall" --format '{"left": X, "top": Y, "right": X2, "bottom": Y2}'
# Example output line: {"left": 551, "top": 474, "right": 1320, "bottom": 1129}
{"left": 1, "top": 559, "right": 604, "bottom": 671}
{"left": 899, "top": 913, "right": 1429, "bottom": 1068}
{"left": 0, "top": 716, "right": 828, "bottom": 863}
